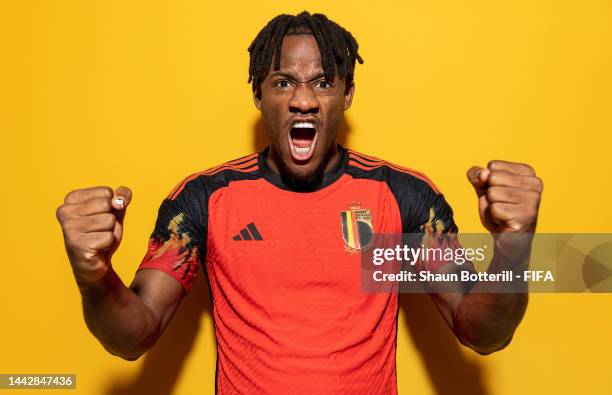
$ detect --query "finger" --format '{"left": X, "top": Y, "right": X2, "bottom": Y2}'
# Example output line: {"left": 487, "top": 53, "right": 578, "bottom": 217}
{"left": 112, "top": 186, "right": 132, "bottom": 210}
{"left": 65, "top": 186, "right": 113, "bottom": 204}
{"left": 487, "top": 186, "right": 541, "bottom": 205}
{"left": 79, "top": 231, "right": 116, "bottom": 252}
{"left": 112, "top": 186, "right": 132, "bottom": 222}
{"left": 490, "top": 202, "right": 538, "bottom": 231}
{"left": 488, "top": 170, "right": 543, "bottom": 192}
{"left": 466, "top": 166, "right": 490, "bottom": 198}
{"left": 487, "top": 160, "right": 535, "bottom": 176}
{"left": 489, "top": 202, "right": 518, "bottom": 223}
{"left": 62, "top": 213, "right": 117, "bottom": 233}
{"left": 67, "top": 231, "right": 115, "bottom": 255}
{"left": 61, "top": 197, "right": 113, "bottom": 218}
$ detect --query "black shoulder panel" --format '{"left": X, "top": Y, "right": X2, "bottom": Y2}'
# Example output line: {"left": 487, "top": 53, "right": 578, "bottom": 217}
{"left": 346, "top": 151, "right": 458, "bottom": 235}
{"left": 150, "top": 154, "right": 261, "bottom": 263}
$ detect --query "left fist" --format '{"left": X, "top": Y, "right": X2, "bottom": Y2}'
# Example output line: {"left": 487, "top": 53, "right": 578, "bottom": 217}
{"left": 467, "top": 161, "right": 543, "bottom": 234}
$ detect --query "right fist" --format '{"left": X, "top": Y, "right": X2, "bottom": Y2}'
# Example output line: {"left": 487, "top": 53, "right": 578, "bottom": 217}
{"left": 56, "top": 186, "right": 132, "bottom": 284}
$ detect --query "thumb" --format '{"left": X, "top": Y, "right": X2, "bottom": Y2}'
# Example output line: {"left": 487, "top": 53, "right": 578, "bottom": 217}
{"left": 111, "top": 186, "right": 132, "bottom": 223}
{"left": 466, "top": 166, "right": 489, "bottom": 198}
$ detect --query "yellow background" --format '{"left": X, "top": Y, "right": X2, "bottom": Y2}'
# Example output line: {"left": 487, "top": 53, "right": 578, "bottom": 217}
{"left": 1, "top": 1, "right": 611, "bottom": 394}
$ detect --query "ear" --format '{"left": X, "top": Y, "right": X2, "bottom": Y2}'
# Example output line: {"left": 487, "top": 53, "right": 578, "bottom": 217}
{"left": 253, "top": 86, "right": 262, "bottom": 111}
{"left": 344, "top": 81, "right": 355, "bottom": 111}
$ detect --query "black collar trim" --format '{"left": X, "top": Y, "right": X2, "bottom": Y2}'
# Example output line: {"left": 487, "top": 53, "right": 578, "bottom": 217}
{"left": 257, "top": 144, "right": 348, "bottom": 192}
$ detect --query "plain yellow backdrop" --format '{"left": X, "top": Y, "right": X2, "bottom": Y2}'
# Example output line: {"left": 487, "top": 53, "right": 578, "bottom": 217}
{"left": 1, "top": 1, "right": 611, "bottom": 394}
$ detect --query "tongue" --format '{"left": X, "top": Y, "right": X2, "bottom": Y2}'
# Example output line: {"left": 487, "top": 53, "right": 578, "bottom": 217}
{"left": 291, "top": 128, "right": 315, "bottom": 148}
{"left": 292, "top": 138, "right": 313, "bottom": 148}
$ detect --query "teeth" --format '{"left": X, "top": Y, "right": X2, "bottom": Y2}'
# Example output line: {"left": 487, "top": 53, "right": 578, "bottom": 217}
{"left": 294, "top": 146, "right": 311, "bottom": 154}
{"left": 293, "top": 122, "right": 315, "bottom": 129}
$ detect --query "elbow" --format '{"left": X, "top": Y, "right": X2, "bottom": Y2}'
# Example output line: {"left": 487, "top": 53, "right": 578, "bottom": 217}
{"left": 98, "top": 328, "right": 160, "bottom": 362}
{"left": 104, "top": 341, "right": 153, "bottom": 362}
{"left": 115, "top": 350, "right": 146, "bottom": 362}
{"left": 458, "top": 331, "right": 514, "bottom": 356}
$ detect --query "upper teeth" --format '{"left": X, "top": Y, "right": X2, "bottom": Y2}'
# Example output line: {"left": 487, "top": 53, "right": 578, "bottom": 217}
{"left": 293, "top": 122, "right": 315, "bottom": 129}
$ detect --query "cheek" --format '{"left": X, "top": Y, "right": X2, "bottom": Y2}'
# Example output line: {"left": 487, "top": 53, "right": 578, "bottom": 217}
{"left": 261, "top": 101, "right": 283, "bottom": 138}
{"left": 322, "top": 98, "right": 345, "bottom": 131}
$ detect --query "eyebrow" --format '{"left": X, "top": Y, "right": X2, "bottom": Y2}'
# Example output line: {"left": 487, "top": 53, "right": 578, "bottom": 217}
{"left": 270, "top": 71, "right": 327, "bottom": 82}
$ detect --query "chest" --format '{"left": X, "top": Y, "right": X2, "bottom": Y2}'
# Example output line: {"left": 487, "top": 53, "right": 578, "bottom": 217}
{"left": 204, "top": 178, "right": 402, "bottom": 292}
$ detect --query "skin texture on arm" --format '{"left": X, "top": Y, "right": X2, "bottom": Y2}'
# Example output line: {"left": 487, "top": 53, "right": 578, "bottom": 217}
{"left": 57, "top": 186, "right": 186, "bottom": 360}
{"left": 428, "top": 160, "right": 543, "bottom": 355}
{"left": 452, "top": 241, "right": 530, "bottom": 355}
{"left": 78, "top": 268, "right": 185, "bottom": 361}
{"left": 430, "top": 246, "right": 530, "bottom": 355}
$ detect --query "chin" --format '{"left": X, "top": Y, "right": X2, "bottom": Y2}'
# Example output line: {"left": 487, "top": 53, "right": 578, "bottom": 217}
{"left": 278, "top": 155, "right": 326, "bottom": 192}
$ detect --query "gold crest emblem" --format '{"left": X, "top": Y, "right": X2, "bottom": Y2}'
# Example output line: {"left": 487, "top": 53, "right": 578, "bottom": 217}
{"left": 340, "top": 201, "right": 373, "bottom": 252}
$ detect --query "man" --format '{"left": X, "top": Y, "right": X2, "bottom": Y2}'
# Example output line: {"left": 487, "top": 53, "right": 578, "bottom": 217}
{"left": 56, "top": 11, "right": 543, "bottom": 394}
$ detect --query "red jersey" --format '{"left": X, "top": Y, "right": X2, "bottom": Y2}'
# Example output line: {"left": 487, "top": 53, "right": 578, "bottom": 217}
{"left": 137, "top": 145, "right": 460, "bottom": 394}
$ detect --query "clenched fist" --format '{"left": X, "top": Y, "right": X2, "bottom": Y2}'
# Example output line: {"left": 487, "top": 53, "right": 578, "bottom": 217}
{"left": 467, "top": 161, "right": 543, "bottom": 234}
{"left": 56, "top": 186, "right": 132, "bottom": 284}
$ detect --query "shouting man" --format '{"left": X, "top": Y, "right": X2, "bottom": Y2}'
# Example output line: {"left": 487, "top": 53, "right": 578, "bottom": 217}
{"left": 56, "top": 11, "right": 543, "bottom": 394}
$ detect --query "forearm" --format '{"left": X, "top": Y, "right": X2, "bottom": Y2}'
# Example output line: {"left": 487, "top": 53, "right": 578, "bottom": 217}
{"left": 75, "top": 266, "right": 159, "bottom": 360}
{"left": 454, "top": 240, "right": 530, "bottom": 354}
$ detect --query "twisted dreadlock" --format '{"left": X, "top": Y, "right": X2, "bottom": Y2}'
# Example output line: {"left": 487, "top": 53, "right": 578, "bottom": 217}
{"left": 247, "top": 11, "right": 364, "bottom": 90}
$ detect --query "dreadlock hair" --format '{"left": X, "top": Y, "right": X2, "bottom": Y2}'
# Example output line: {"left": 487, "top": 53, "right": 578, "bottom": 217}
{"left": 247, "top": 11, "right": 364, "bottom": 91}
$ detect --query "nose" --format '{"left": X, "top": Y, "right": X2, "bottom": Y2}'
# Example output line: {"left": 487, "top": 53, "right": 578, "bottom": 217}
{"left": 289, "top": 84, "right": 319, "bottom": 114}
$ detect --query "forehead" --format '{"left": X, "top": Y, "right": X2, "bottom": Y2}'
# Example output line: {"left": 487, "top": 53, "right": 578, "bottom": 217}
{"left": 276, "top": 34, "right": 322, "bottom": 75}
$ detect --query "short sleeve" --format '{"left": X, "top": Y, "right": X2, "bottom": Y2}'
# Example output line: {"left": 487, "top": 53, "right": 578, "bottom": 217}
{"left": 408, "top": 190, "right": 464, "bottom": 272}
{"left": 386, "top": 169, "right": 474, "bottom": 273}
{"left": 137, "top": 193, "right": 204, "bottom": 293}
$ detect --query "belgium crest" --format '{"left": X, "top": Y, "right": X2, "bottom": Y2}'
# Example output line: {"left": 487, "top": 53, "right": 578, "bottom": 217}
{"left": 340, "top": 201, "right": 373, "bottom": 253}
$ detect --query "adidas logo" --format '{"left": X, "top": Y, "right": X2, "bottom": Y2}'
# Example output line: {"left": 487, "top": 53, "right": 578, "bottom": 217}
{"left": 232, "top": 223, "right": 263, "bottom": 241}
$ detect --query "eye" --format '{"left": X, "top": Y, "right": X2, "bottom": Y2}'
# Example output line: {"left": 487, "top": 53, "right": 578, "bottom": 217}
{"left": 314, "top": 80, "right": 333, "bottom": 90}
{"left": 274, "top": 80, "right": 292, "bottom": 90}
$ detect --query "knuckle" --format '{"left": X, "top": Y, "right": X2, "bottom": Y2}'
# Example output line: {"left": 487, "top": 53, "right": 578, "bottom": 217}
{"left": 487, "top": 186, "right": 503, "bottom": 200}
{"left": 490, "top": 202, "right": 505, "bottom": 216}
{"left": 101, "top": 232, "right": 115, "bottom": 246}
{"left": 101, "top": 213, "right": 117, "bottom": 228}
{"left": 99, "top": 186, "right": 114, "bottom": 198}
{"left": 528, "top": 190, "right": 540, "bottom": 200}
{"left": 534, "top": 176, "right": 544, "bottom": 191}
{"left": 487, "top": 171, "right": 499, "bottom": 184}
{"left": 518, "top": 176, "right": 531, "bottom": 189}
{"left": 64, "top": 232, "right": 80, "bottom": 250}
{"left": 525, "top": 207, "right": 538, "bottom": 220}
{"left": 62, "top": 218, "right": 77, "bottom": 231}
{"left": 64, "top": 190, "right": 79, "bottom": 203}
{"left": 98, "top": 198, "right": 112, "bottom": 212}
{"left": 55, "top": 205, "right": 66, "bottom": 221}
{"left": 487, "top": 160, "right": 500, "bottom": 169}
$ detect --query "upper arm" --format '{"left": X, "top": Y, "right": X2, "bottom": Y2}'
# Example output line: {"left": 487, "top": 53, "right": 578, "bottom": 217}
{"left": 387, "top": 169, "right": 475, "bottom": 332}
{"left": 128, "top": 269, "right": 186, "bottom": 334}
{"left": 132, "top": 179, "right": 208, "bottom": 333}
{"left": 410, "top": 190, "right": 476, "bottom": 332}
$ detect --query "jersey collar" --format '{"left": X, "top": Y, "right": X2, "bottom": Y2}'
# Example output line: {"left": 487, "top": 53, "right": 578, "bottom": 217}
{"left": 258, "top": 144, "right": 348, "bottom": 192}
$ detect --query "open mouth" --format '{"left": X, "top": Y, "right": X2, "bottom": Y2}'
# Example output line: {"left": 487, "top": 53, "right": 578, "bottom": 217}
{"left": 289, "top": 121, "right": 318, "bottom": 162}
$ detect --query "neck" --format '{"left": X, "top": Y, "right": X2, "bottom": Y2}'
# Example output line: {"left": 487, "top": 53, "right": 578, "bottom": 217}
{"left": 267, "top": 143, "right": 339, "bottom": 175}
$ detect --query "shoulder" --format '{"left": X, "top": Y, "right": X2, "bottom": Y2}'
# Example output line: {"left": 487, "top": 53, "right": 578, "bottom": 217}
{"left": 345, "top": 148, "right": 442, "bottom": 196}
{"left": 166, "top": 152, "right": 260, "bottom": 201}
{"left": 345, "top": 148, "right": 457, "bottom": 232}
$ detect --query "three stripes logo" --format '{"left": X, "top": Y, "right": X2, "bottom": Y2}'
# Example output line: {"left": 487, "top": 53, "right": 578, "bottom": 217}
{"left": 232, "top": 223, "right": 263, "bottom": 241}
